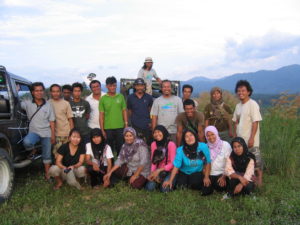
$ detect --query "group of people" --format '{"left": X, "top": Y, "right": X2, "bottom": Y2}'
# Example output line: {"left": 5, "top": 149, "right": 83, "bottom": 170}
{"left": 21, "top": 57, "right": 263, "bottom": 198}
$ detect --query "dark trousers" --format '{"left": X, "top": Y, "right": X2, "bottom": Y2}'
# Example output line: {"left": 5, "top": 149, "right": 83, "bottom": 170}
{"left": 105, "top": 128, "right": 124, "bottom": 156}
{"left": 202, "top": 175, "right": 228, "bottom": 196}
{"left": 132, "top": 125, "right": 152, "bottom": 146}
{"left": 228, "top": 178, "right": 255, "bottom": 197}
{"left": 87, "top": 165, "right": 107, "bottom": 187}
{"left": 110, "top": 164, "right": 147, "bottom": 189}
{"left": 176, "top": 171, "right": 204, "bottom": 190}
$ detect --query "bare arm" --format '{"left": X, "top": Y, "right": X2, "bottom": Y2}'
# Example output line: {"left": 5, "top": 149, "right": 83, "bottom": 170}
{"left": 151, "top": 115, "right": 158, "bottom": 131}
{"left": 205, "top": 120, "right": 209, "bottom": 127}
{"left": 197, "top": 125, "right": 205, "bottom": 142}
{"left": 248, "top": 121, "right": 259, "bottom": 148}
{"left": 176, "top": 125, "right": 183, "bottom": 147}
{"left": 162, "top": 167, "right": 179, "bottom": 189}
{"left": 107, "top": 158, "right": 112, "bottom": 173}
{"left": 50, "top": 121, "right": 55, "bottom": 144}
{"left": 156, "top": 77, "right": 162, "bottom": 84}
{"left": 72, "top": 154, "right": 85, "bottom": 169}
{"left": 56, "top": 154, "right": 66, "bottom": 169}
{"left": 122, "top": 109, "right": 128, "bottom": 127}
{"left": 99, "top": 112, "right": 106, "bottom": 137}
{"left": 68, "top": 118, "right": 74, "bottom": 130}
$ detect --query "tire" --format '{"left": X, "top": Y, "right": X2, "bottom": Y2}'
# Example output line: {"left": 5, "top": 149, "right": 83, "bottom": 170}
{"left": 0, "top": 148, "right": 14, "bottom": 203}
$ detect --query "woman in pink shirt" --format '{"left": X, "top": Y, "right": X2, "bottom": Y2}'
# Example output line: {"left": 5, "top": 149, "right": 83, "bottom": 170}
{"left": 145, "top": 125, "right": 177, "bottom": 192}
{"left": 224, "top": 137, "right": 255, "bottom": 198}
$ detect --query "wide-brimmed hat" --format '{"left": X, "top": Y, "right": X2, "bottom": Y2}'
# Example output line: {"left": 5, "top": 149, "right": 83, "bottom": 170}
{"left": 144, "top": 57, "right": 153, "bottom": 63}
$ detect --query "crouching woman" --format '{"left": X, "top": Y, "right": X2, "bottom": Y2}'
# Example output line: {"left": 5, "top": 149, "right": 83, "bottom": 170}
{"left": 103, "top": 127, "right": 151, "bottom": 189}
{"left": 163, "top": 130, "right": 211, "bottom": 194}
{"left": 225, "top": 137, "right": 255, "bottom": 197}
{"left": 85, "top": 128, "right": 113, "bottom": 189}
{"left": 49, "top": 128, "right": 86, "bottom": 190}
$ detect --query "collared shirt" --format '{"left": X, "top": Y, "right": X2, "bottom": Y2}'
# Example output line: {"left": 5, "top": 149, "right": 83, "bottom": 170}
{"left": 127, "top": 92, "right": 153, "bottom": 129}
{"left": 21, "top": 99, "right": 55, "bottom": 137}
{"left": 86, "top": 92, "right": 105, "bottom": 129}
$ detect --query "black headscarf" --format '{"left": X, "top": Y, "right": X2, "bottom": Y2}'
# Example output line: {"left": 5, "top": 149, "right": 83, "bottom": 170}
{"left": 90, "top": 128, "right": 106, "bottom": 160}
{"left": 154, "top": 125, "right": 170, "bottom": 147}
{"left": 182, "top": 130, "right": 199, "bottom": 159}
{"left": 230, "top": 137, "right": 256, "bottom": 173}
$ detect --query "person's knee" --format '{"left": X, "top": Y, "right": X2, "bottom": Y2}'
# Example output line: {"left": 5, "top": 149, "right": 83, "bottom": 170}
{"left": 49, "top": 165, "right": 61, "bottom": 177}
{"left": 23, "top": 136, "right": 34, "bottom": 149}
{"left": 75, "top": 166, "right": 86, "bottom": 178}
{"left": 145, "top": 181, "right": 156, "bottom": 191}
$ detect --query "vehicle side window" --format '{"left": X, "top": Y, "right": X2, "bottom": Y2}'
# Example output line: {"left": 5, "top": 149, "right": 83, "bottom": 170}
{"left": 0, "top": 72, "right": 10, "bottom": 115}
{"left": 16, "top": 82, "right": 32, "bottom": 101}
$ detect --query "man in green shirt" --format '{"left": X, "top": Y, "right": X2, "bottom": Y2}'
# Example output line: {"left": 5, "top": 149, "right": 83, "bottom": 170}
{"left": 99, "top": 76, "right": 128, "bottom": 155}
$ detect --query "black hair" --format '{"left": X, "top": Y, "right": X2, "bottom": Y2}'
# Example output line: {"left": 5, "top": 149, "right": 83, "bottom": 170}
{"left": 142, "top": 62, "right": 153, "bottom": 70}
{"left": 183, "top": 99, "right": 195, "bottom": 108}
{"left": 89, "top": 80, "right": 101, "bottom": 89}
{"left": 106, "top": 76, "right": 117, "bottom": 85}
{"left": 161, "top": 79, "right": 171, "bottom": 86}
{"left": 30, "top": 82, "right": 45, "bottom": 92}
{"left": 68, "top": 128, "right": 81, "bottom": 138}
{"left": 50, "top": 84, "right": 61, "bottom": 91}
{"left": 182, "top": 84, "right": 193, "bottom": 93}
{"left": 62, "top": 84, "right": 72, "bottom": 91}
{"left": 72, "top": 82, "right": 83, "bottom": 92}
{"left": 235, "top": 80, "right": 253, "bottom": 96}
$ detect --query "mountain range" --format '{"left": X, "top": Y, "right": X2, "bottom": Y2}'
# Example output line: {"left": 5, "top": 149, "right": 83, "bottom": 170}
{"left": 182, "top": 64, "right": 300, "bottom": 95}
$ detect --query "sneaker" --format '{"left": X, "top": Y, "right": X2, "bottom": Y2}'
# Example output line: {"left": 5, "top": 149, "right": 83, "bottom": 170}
{"left": 221, "top": 193, "right": 231, "bottom": 201}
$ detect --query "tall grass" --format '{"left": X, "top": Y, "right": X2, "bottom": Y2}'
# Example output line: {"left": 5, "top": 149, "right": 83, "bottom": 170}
{"left": 260, "top": 93, "right": 300, "bottom": 177}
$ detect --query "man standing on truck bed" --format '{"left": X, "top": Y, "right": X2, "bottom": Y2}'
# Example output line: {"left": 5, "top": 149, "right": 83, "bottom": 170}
{"left": 138, "top": 57, "right": 162, "bottom": 95}
{"left": 22, "top": 82, "right": 55, "bottom": 180}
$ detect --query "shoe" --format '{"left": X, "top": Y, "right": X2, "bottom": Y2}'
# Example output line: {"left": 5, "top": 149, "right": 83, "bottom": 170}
{"left": 221, "top": 193, "right": 231, "bottom": 200}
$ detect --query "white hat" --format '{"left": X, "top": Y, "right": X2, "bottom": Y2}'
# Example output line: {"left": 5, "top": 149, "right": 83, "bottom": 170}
{"left": 144, "top": 57, "right": 153, "bottom": 63}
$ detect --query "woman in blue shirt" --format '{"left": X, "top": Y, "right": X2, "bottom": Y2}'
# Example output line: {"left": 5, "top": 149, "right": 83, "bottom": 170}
{"left": 163, "top": 130, "right": 211, "bottom": 193}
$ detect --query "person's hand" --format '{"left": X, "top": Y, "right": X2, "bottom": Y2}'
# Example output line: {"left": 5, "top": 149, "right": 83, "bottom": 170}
{"left": 147, "top": 173, "right": 156, "bottom": 181}
{"left": 129, "top": 175, "right": 138, "bottom": 184}
{"left": 67, "top": 166, "right": 74, "bottom": 170}
{"left": 248, "top": 137, "right": 254, "bottom": 148}
{"left": 51, "top": 135, "right": 56, "bottom": 145}
{"left": 217, "top": 175, "right": 227, "bottom": 187}
{"left": 239, "top": 176, "right": 249, "bottom": 186}
{"left": 234, "top": 183, "right": 243, "bottom": 194}
{"left": 102, "top": 130, "right": 107, "bottom": 139}
{"left": 93, "top": 163, "right": 100, "bottom": 172}
{"left": 203, "top": 176, "right": 211, "bottom": 187}
{"left": 103, "top": 173, "right": 111, "bottom": 187}
{"left": 162, "top": 180, "right": 172, "bottom": 189}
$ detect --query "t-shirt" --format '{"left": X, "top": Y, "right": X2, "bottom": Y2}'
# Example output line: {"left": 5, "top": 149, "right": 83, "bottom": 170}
{"left": 70, "top": 99, "right": 91, "bottom": 136}
{"left": 204, "top": 103, "right": 232, "bottom": 132}
{"left": 57, "top": 143, "right": 86, "bottom": 167}
{"left": 85, "top": 143, "right": 114, "bottom": 166}
{"left": 49, "top": 99, "right": 73, "bottom": 137}
{"left": 21, "top": 100, "right": 55, "bottom": 137}
{"left": 175, "top": 111, "right": 204, "bottom": 134}
{"left": 150, "top": 95, "right": 184, "bottom": 134}
{"left": 232, "top": 99, "right": 262, "bottom": 147}
{"left": 99, "top": 93, "right": 126, "bottom": 129}
{"left": 127, "top": 93, "right": 153, "bottom": 129}
{"left": 173, "top": 142, "right": 211, "bottom": 175}
{"left": 86, "top": 93, "right": 105, "bottom": 129}
{"left": 138, "top": 68, "right": 158, "bottom": 95}
{"left": 210, "top": 141, "right": 232, "bottom": 176}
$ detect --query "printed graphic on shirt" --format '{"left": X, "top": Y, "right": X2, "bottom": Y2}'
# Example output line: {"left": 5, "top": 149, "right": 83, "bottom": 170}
{"left": 72, "top": 106, "right": 85, "bottom": 118}
{"left": 161, "top": 103, "right": 175, "bottom": 110}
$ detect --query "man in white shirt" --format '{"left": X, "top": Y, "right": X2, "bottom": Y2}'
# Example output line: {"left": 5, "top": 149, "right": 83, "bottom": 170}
{"left": 86, "top": 80, "right": 104, "bottom": 129}
{"left": 232, "top": 80, "right": 263, "bottom": 186}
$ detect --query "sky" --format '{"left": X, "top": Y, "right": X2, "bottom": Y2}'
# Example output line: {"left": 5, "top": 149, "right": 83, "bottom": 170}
{"left": 1, "top": 0, "right": 300, "bottom": 86}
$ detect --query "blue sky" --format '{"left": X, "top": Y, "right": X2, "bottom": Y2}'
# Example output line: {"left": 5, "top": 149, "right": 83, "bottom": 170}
{"left": 0, "top": 0, "right": 300, "bottom": 86}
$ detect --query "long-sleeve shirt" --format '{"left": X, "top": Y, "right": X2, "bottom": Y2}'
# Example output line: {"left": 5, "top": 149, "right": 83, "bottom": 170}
{"left": 225, "top": 157, "right": 255, "bottom": 181}
{"left": 115, "top": 145, "right": 151, "bottom": 178}
{"left": 150, "top": 141, "right": 177, "bottom": 172}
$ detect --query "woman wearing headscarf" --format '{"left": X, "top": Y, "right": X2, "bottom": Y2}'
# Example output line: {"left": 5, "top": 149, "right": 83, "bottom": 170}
{"left": 204, "top": 87, "right": 233, "bottom": 143}
{"left": 103, "top": 127, "right": 151, "bottom": 189}
{"left": 85, "top": 128, "right": 113, "bottom": 189}
{"left": 224, "top": 137, "right": 255, "bottom": 197}
{"left": 163, "top": 130, "right": 211, "bottom": 193}
{"left": 202, "top": 126, "right": 232, "bottom": 195}
{"left": 145, "top": 125, "right": 177, "bottom": 192}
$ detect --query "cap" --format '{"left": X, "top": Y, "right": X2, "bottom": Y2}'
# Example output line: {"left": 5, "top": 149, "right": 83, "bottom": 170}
{"left": 144, "top": 57, "right": 153, "bottom": 63}
{"left": 134, "top": 78, "right": 146, "bottom": 85}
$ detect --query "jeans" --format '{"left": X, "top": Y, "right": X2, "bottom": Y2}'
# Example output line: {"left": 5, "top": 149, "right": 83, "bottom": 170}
{"left": 145, "top": 173, "right": 176, "bottom": 193}
{"left": 23, "top": 132, "right": 52, "bottom": 164}
{"left": 105, "top": 128, "right": 124, "bottom": 156}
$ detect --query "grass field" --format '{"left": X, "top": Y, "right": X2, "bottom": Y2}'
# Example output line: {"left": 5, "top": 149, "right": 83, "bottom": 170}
{"left": 1, "top": 97, "right": 300, "bottom": 225}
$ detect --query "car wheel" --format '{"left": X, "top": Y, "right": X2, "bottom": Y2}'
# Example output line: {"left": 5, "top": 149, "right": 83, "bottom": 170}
{"left": 0, "top": 148, "right": 14, "bottom": 203}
